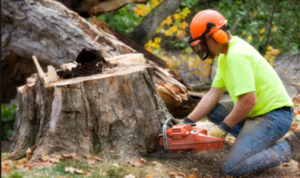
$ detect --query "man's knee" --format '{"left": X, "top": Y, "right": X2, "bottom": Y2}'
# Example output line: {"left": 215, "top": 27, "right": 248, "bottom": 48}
{"left": 220, "top": 161, "right": 245, "bottom": 177}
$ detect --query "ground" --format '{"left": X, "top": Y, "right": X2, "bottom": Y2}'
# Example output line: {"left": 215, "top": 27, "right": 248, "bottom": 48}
{"left": 2, "top": 119, "right": 300, "bottom": 178}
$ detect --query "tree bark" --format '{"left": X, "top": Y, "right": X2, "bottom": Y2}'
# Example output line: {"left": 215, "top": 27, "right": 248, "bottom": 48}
{"left": 128, "top": 0, "right": 182, "bottom": 45}
{"left": 1, "top": 0, "right": 202, "bottom": 118}
{"left": 1, "top": 0, "right": 152, "bottom": 103}
{"left": 12, "top": 63, "right": 172, "bottom": 161}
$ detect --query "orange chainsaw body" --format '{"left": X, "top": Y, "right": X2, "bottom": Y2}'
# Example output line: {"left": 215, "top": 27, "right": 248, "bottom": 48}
{"left": 158, "top": 124, "right": 224, "bottom": 152}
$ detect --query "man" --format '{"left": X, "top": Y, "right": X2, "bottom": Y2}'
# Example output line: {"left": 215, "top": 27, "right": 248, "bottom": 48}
{"left": 184, "top": 9, "right": 300, "bottom": 177}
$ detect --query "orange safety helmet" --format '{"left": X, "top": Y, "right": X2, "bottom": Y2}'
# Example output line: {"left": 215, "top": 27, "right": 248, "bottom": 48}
{"left": 190, "top": 9, "right": 228, "bottom": 45}
{"left": 188, "top": 9, "right": 229, "bottom": 60}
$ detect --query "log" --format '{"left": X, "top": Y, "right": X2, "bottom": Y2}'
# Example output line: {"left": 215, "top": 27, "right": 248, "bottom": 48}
{"left": 2, "top": 0, "right": 202, "bottom": 118}
{"left": 12, "top": 62, "right": 173, "bottom": 161}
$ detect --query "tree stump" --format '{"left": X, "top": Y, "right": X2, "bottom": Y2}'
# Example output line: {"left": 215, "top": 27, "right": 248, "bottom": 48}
{"left": 12, "top": 63, "right": 172, "bottom": 161}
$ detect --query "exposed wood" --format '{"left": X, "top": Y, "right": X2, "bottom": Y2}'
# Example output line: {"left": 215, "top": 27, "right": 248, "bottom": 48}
{"left": 1, "top": 0, "right": 144, "bottom": 103}
{"left": 32, "top": 56, "right": 47, "bottom": 83}
{"left": 1, "top": 0, "right": 202, "bottom": 118}
{"left": 12, "top": 63, "right": 173, "bottom": 161}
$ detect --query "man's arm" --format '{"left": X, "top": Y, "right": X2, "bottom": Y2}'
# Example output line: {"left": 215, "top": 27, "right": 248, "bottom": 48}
{"left": 223, "top": 91, "right": 257, "bottom": 128}
{"left": 187, "top": 87, "right": 226, "bottom": 123}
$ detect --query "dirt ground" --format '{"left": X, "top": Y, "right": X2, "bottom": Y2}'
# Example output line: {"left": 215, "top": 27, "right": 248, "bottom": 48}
{"left": 2, "top": 121, "right": 299, "bottom": 178}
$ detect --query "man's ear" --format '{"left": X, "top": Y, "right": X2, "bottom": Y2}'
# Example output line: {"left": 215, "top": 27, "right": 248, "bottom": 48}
{"left": 212, "top": 28, "right": 228, "bottom": 44}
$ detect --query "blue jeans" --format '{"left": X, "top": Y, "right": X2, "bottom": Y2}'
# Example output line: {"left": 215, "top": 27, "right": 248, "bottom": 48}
{"left": 207, "top": 101, "right": 293, "bottom": 177}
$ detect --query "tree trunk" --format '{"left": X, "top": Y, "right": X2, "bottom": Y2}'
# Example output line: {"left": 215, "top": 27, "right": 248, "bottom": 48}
{"left": 1, "top": 0, "right": 202, "bottom": 118}
{"left": 12, "top": 63, "right": 172, "bottom": 161}
{"left": 1, "top": 0, "right": 155, "bottom": 103}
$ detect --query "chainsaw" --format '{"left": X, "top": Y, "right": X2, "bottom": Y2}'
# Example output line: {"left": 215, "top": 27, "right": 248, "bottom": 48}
{"left": 149, "top": 118, "right": 224, "bottom": 157}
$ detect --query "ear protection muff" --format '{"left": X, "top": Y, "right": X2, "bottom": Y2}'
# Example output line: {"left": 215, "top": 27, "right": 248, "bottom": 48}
{"left": 211, "top": 23, "right": 229, "bottom": 44}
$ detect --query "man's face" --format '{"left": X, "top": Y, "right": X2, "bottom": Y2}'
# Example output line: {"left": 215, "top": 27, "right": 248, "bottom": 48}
{"left": 206, "top": 35, "right": 221, "bottom": 59}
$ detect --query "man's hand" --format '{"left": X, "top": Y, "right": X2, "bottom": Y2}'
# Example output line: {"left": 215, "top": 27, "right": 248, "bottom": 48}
{"left": 183, "top": 117, "right": 196, "bottom": 126}
{"left": 210, "top": 126, "right": 228, "bottom": 139}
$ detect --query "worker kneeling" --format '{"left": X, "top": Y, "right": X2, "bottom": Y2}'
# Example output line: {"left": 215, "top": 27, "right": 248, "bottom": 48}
{"left": 184, "top": 9, "right": 300, "bottom": 177}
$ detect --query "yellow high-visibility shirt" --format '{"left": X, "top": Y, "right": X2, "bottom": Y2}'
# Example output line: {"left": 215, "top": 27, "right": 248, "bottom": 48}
{"left": 212, "top": 36, "right": 293, "bottom": 118}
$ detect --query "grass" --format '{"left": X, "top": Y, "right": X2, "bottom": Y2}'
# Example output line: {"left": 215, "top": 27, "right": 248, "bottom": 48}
{"left": 1, "top": 153, "right": 190, "bottom": 178}
{"left": 1, "top": 153, "right": 205, "bottom": 178}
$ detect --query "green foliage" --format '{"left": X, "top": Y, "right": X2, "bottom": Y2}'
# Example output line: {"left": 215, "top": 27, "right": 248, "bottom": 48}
{"left": 96, "top": 4, "right": 142, "bottom": 34}
{"left": 1, "top": 104, "right": 17, "bottom": 140}
{"left": 189, "top": 0, "right": 300, "bottom": 55}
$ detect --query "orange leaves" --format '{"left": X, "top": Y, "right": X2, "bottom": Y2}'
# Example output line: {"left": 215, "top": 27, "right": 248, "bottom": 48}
{"left": 134, "top": 4, "right": 151, "bottom": 17}
{"left": 84, "top": 154, "right": 102, "bottom": 165}
{"left": 291, "top": 122, "right": 299, "bottom": 131}
{"left": 134, "top": 0, "right": 163, "bottom": 17}
{"left": 1, "top": 160, "right": 11, "bottom": 175}
{"left": 64, "top": 167, "right": 91, "bottom": 175}
{"left": 264, "top": 45, "right": 280, "bottom": 66}
{"left": 169, "top": 172, "right": 198, "bottom": 178}
{"left": 126, "top": 158, "right": 147, "bottom": 167}
{"left": 161, "top": 16, "right": 173, "bottom": 26}
{"left": 41, "top": 154, "right": 50, "bottom": 162}
{"left": 292, "top": 94, "right": 300, "bottom": 122}
{"left": 25, "top": 162, "right": 35, "bottom": 170}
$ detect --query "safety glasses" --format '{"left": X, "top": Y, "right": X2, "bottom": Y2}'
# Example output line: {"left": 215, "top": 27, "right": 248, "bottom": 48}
{"left": 187, "top": 35, "right": 210, "bottom": 61}
{"left": 187, "top": 22, "right": 216, "bottom": 61}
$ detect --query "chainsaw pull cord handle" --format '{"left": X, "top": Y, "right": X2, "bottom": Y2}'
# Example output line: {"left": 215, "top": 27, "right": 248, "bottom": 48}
{"left": 163, "top": 117, "right": 176, "bottom": 151}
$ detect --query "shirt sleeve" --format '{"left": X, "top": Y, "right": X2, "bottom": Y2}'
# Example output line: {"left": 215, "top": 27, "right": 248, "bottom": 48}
{"left": 212, "top": 65, "right": 225, "bottom": 88}
{"left": 228, "top": 56, "right": 256, "bottom": 97}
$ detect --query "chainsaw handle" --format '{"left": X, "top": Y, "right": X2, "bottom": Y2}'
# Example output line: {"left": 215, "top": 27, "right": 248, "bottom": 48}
{"left": 162, "top": 117, "right": 176, "bottom": 151}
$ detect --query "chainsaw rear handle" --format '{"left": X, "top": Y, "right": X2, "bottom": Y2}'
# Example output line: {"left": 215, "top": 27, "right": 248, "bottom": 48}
{"left": 162, "top": 117, "right": 176, "bottom": 151}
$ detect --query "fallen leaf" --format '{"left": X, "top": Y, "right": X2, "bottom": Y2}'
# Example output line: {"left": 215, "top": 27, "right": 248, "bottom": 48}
{"left": 155, "top": 163, "right": 164, "bottom": 168}
{"left": 62, "top": 153, "right": 72, "bottom": 159}
{"left": 84, "top": 170, "right": 91, "bottom": 176}
{"left": 38, "top": 161, "right": 53, "bottom": 168}
{"left": 169, "top": 172, "right": 176, "bottom": 176}
{"left": 187, "top": 173, "right": 197, "bottom": 178}
{"left": 41, "top": 154, "right": 50, "bottom": 162}
{"left": 152, "top": 161, "right": 158, "bottom": 165}
{"left": 298, "top": 163, "right": 300, "bottom": 169}
{"left": 26, "top": 148, "right": 33, "bottom": 160}
{"left": 74, "top": 168, "right": 84, "bottom": 174}
{"left": 191, "top": 168, "right": 198, "bottom": 172}
{"left": 178, "top": 172, "right": 185, "bottom": 177}
{"left": 132, "top": 158, "right": 146, "bottom": 167}
{"left": 86, "top": 158, "right": 97, "bottom": 165}
{"left": 25, "top": 162, "right": 35, "bottom": 170}
{"left": 124, "top": 174, "right": 136, "bottom": 178}
{"left": 291, "top": 122, "right": 298, "bottom": 131}
{"left": 1, "top": 163, "right": 11, "bottom": 175}
{"left": 145, "top": 173, "right": 154, "bottom": 178}
{"left": 65, "top": 167, "right": 75, "bottom": 174}
{"left": 53, "top": 154, "right": 62, "bottom": 159}
{"left": 112, "top": 163, "right": 119, "bottom": 167}
{"left": 49, "top": 157, "right": 60, "bottom": 163}
{"left": 70, "top": 152, "right": 77, "bottom": 159}
{"left": 84, "top": 154, "right": 92, "bottom": 159}
{"left": 16, "top": 158, "right": 27, "bottom": 166}
{"left": 93, "top": 155, "right": 102, "bottom": 161}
